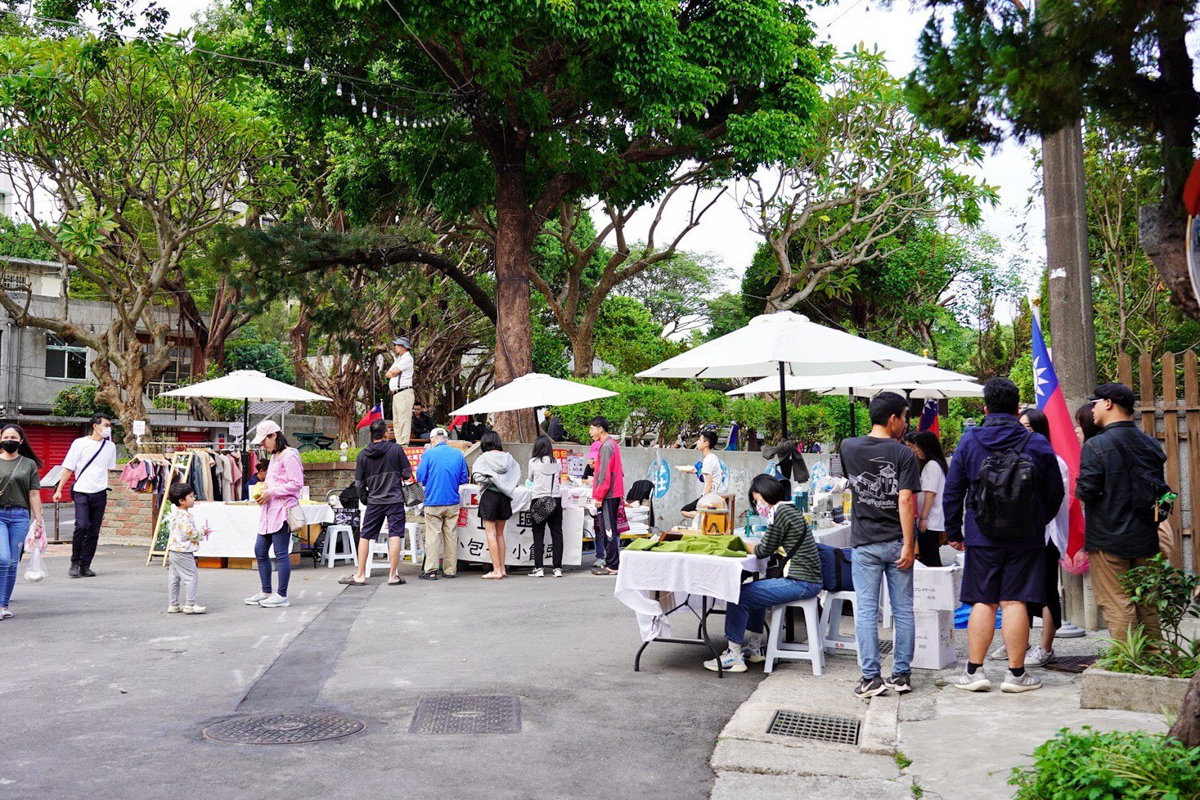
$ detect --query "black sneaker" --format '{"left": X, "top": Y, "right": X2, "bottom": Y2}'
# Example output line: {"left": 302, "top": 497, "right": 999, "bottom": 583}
{"left": 884, "top": 673, "right": 912, "bottom": 693}
{"left": 80, "top": 567, "right": 97, "bottom": 578}
{"left": 418, "top": 571, "right": 438, "bottom": 581}
{"left": 854, "top": 676, "right": 887, "bottom": 699}
{"left": 68, "top": 564, "right": 81, "bottom": 579}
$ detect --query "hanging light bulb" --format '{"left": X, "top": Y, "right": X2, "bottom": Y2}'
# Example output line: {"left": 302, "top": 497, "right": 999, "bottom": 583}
{"left": 361, "top": 100, "right": 368, "bottom": 114}
{"left": 675, "top": 118, "right": 682, "bottom": 129}
{"left": 372, "top": 105, "right": 378, "bottom": 119}
{"left": 733, "top": 91, "right": 739, "bottom": 104}
{"left": 321, "top": 72, "right": 328, "bottom": 86}
{"left": 758, "top": 77, "right": 765, "bottom": 89}
{"left": 385, "top": 111, "right": 391, "bottom": 123}
{"left": 286, "top": 34, "right": 294, "bottom": 54}
{"left": 792, "top": 57, "right": 799, "bottom": 69}
{"left": 394, "top": 116, "right": 400, "bottom": 127}
{"left": 244, "top": 0, "right": 252, "bottom": 11}
{"left": 703, "top": 108, "right": 710, "bottom": 120}
{"left": 350, "top": 90, "right": 356, "bottom": 105}
{"left": 264, "top": 19, "right": 273, "bottom": 34}
{"left": 336, "top": 81, "right": 342, "bottom": 96}
{"left": 303, "top": 56, "right": 311, "bottom": 71}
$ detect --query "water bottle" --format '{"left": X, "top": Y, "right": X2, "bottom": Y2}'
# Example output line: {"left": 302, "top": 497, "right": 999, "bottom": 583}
{"left": 842, "top": 487, "right": 852, "bottom": 517}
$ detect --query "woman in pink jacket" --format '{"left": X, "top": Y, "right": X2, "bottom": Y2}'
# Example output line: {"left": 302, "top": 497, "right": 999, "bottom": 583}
{"left": 245, "top": 421, "right": 304, "bottom": 608}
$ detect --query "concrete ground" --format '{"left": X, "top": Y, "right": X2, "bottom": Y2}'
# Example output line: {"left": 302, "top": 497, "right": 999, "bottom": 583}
{"left": 2, "top": 544, "right": 759, "bottom": 800}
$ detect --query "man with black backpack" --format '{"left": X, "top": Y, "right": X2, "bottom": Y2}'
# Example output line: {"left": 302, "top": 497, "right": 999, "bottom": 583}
{"left": 943, "top": 378, "right": 1064, "bottom": 693}
{"left": 1077, "top": 383, "right": 1167, "bottom": 642}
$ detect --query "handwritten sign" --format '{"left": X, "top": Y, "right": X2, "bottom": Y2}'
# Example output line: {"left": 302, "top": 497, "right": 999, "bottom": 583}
{"left": 456, "top": 506, "right": 585, "bottom": 566}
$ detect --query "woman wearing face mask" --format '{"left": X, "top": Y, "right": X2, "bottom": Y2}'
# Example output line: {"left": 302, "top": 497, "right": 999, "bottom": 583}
{"left": 0, "top": 424, "right": 44, "bottom": 619}
{"left": 704, "top": 474, "right": 822, "bottom": 673}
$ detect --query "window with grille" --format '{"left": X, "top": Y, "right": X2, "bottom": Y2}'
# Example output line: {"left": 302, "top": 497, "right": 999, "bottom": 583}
{"left": 45, "top": 333, "right": 87, "bottom": 380}
{"left": 2, "top": 273, "right": 28, "bottom": 291}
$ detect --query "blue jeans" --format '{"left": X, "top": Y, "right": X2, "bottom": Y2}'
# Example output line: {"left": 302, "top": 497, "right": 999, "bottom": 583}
{"left": 852, "top": 539, "right": 915, "bottom": 678}
{"left": 0, "top": 507, "right": 31, "bottom": 608}
{"left": 255, "top": 524, "right": 291, "bottom": 597}
{"left": 725, "top": 577, "right": 822, "bottom": 644}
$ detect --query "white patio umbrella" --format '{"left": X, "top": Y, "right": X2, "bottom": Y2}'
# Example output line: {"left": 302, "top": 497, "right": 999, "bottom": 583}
{"left": 451, "top": 372, "right": 617, "bottom": 422}
{"left": 726, "top": 365, "right": 976, "bottom": 397}
{"left": 638, "top": 311, "right": 932, "bottom": 438}
{"left": 160, "top": 370, "right": 332, "bottom": 452}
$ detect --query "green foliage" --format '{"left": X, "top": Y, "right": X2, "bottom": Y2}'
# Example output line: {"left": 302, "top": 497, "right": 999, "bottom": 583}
{"left": 0, "top": 217, "right": 55, "bottom": 261}
{"left": 550, "top": 375, "right": 730, "bottom": 447}
{"left": 1009, "top": 727, "right": 1200, "bottom": 799}
{"left": 895, "top": 751, "right": 913, "bottom": 771}
{"left": 226, "top": 340, "right": 295, "bottom": 384}
{"left": 593, "top": 296, "right": 685, "bottom": 376}
{"left": 1094, "top": 556, "right": 1200, "bottom": 678}
{"left": 703, "top": 292, "right": 753, "bottom": 342}
{"left": 299, "top": 447, "right": 361, "bottom": 464}
{"left": 50, "top": 383, "right": 113, "bottom": 418}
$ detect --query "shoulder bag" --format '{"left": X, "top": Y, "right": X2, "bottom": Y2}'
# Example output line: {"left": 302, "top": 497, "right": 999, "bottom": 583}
{"left": 762, "top": 511, "right": 809, "bottom": 580}
{"left": 530, "top": 466, "right": 559, "bottom": 525}
{"left": 402, "top": 480, "right": 425, "bottom": 508}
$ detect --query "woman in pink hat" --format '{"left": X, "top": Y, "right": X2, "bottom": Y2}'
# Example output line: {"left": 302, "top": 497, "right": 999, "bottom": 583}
{"left": 245, "top": 420, "right": 304, "bottom": 608}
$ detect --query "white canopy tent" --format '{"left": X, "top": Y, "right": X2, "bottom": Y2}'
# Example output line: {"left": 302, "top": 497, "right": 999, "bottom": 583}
{"left": 451, "top": 373, "right": 619, "bottom": 440}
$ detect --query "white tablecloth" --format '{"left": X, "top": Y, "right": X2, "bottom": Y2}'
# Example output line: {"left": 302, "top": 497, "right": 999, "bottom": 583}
{"left": 192, "top": 502, "right": 334, "bottom": 558}
{"left": 614, "top": 550, "right": 764, "bottom": 641}
{"left": 812, "top": 521, "right": 852, "bottom": 548}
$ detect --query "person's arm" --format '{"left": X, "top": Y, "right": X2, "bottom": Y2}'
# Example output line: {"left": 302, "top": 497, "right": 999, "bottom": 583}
{"left": 397, "top": 448, "right": 413, "bottom": 482}
{"left": 27, "top": 470, "right": 43, "bottom": 530}
{"left": 753, "top": 508, "right": 789, "bottom": 559}
{"left": 52, "top": 440, "right": 81, "bottom": 503}
{"left": 593, "top": 441, "right": 614, "bottom": 503}
{"left": 917, "top": 491, "right": 935, "bottom": 531}
{"left": 416, "top": 457, "right": 428, "bottom": 486}
{"left": 1076, "top": 441, "right": 1104, "bottom": 504}
{"left": 897, "top": 489, "right": 916, "bottom": 568}
{"left": 457, "top": 455, "right": 469, "bottom": 486}
{"left": 355, "top": 452, "right": 367, "bottom": 497}
{"left": 942, "top": 445, "right": 968, "bottom": 548}
{"left": 385, "top": 356, "right": 401, "bottom": 379}
{"left": 267, "top": 450, "right": 304, "bottom": 498}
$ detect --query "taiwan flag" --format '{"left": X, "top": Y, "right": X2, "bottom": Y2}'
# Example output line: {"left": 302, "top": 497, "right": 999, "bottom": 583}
{"left": 917, "top": 399, "right": 939, "bottom": 436}
{"left": 355, "top": 402, "right": 384, "bottom": 430}
{"left": 1032, "top": 313, "right": 1086, "bottom": 560}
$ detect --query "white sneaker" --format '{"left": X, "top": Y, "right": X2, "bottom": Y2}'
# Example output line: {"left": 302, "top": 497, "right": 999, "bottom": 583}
{"left": 182, "top": 605, "right": 206, "bottom": 615}
{"left": 703, "top": 646, "right": 747, "bottom": 673}
{"left": 1001, "top": 670, "right": 1043, "bottom": 693}
{"left": 742, "top": 633, "right": 767, "bottom": 664}
{"left": 528, "top": 568, "right": 544, "bottom": 577}
{"left": 952, "top": 667, "right": 992, "bottom": 692}
{"left": 244, "top": 592, "right": 270, "bottom": 605}
{"left": 258, "top": 594, "right": 290, "bottom": 608}
{"left": 167, "top": 604, "right": 182, "bottom": 613}
{"left": 1025, "top": 645, "right": 1055, "bottom": 667}
{"left": 988, "top": 644, "right": 1010, "bottom": 661}
{"left": 552, "top": 568, "right": 563, "bottom": 578}
{"left": 0, "top": 608, "right": 12, "bottom": 619}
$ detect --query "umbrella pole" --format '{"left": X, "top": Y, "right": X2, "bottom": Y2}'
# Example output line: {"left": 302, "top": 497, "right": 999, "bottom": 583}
{"left": 849, "top": 391, "right": 856, "bottom": 438}
{"left": 242, "top": 398, "right": 249, "bottom": 496}
{"left": 778, "top": 362, "right": 788, "bottom": 441}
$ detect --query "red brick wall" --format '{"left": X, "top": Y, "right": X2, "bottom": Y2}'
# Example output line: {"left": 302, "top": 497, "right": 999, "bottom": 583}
{"left": 99, "top": 469, "right": 158, "bottom": 540}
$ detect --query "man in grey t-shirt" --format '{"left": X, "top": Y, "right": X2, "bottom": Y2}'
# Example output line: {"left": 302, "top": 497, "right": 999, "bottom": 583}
{"left": 839, "top": 392, "right": 920, "bottom": 699}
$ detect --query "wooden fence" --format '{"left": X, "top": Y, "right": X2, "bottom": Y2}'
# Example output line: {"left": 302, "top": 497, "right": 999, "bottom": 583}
{"left": 1117, "top": 351, "right": 1199, "bottom": 571}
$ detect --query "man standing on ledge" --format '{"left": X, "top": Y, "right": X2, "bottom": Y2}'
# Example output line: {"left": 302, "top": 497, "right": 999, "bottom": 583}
{"left": 54, "top": 412, "right": 117, "bottom": 578}
{"left": 386, "top": 336, "right": 415, "bottom": 445}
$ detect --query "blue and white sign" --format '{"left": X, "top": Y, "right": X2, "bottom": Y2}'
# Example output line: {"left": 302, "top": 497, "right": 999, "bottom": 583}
{"left": 649, "top": 458, "right": 671, "bottom": 500}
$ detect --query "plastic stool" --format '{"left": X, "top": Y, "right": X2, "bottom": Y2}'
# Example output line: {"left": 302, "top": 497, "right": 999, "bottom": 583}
{"left": 362, "top": 529, "right": 391, "bottom": 578}
{"left": 322, "top": 525, "right": 358, "bottom": 569}
{"left": 400, "top": 522, "right": 424, "bottom": 566}
{"left": 820, "top": 590, "right": 859, "bottom": 654}
{"left": 764, "top": 596, "right": 825, "bottom": 675}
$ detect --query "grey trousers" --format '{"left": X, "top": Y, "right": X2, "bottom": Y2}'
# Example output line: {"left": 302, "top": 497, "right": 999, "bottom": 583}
{"left": 168, "top": 551, "right": 199, "bottom": 606}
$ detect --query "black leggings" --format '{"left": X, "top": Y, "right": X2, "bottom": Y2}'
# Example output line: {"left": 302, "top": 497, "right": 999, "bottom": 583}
{"left": 532, "top": 499, "right": 563, "bottom": 569}
{"left": 917, "top": 529, "right": 943, "bottom": 567}
{"left": 1026, "top": 542, "right": 1062, "bottom": 630}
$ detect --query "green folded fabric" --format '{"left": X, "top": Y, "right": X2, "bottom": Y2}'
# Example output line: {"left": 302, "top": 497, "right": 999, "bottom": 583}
{"left": 626, "top": 534, "right": 748, "bottom": 558}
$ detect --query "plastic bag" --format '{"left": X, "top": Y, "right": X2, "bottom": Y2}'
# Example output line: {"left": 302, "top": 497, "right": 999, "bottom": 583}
{"left": 1060, "top": 549, "right": 1089, "bottom": 576}
{"left": 24, "top": 548, "right": 47, "bottom": 582}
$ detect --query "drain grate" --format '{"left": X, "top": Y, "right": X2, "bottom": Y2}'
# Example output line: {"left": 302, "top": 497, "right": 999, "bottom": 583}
{"left": 1044, "top": 655, "right": 1098, "bottom": 674}
{"left": 879, "top": 639, "right": 894, "bottom": 655}
{"left": 409, "top": 695, "right": 521, "bottom": 734}
{"left": 767, "top": 710, "right": 860, "bottom": 745}
{"left": 203, "top": 712, "right": 364, "bottom": 745}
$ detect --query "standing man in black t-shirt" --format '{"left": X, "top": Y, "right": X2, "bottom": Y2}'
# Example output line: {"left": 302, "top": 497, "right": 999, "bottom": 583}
{"left": 839, "top": 392, "right": 920, "bottom": 699}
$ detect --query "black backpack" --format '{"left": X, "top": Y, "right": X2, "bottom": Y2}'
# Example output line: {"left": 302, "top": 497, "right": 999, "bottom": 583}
{"left": 969, "top": 430, "right": 1043, "bottom": 540}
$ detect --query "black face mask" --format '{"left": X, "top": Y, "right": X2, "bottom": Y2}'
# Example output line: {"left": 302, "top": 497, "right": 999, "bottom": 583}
{"left": 1, "top": 441, "right": 20, "bottom": 453}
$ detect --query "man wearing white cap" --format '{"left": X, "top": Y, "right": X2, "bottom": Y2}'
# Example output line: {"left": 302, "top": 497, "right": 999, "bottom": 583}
{"left": 386, "top": 337, "right": 415, "bottom": 446}
{"left": 416, "top": 427, "right": 468, "bottom": 580}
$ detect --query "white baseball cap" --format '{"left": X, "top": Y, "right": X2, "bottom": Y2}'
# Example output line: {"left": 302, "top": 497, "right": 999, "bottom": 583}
{"left": 430, "top": 427, "right": 448, "bottom": 439}
{"left": 251, "top": 420, "right": 282, "bottom": 446}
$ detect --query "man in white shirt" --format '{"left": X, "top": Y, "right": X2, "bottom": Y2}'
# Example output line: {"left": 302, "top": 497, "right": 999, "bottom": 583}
{"left": 681, "top": 430, "right": 729, "bottom": 519}
{"left": 386, "top": 337, "right": 415, "bottom": 446}
{"left": 53, "top": 413, "right": 118, "bottom": 578}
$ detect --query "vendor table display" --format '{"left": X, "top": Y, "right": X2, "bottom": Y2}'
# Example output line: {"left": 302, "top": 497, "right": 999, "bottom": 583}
{"left": 614, "top": 547, "right": 765, "bottom": 677}
{"left": 192, "top": 501, "right": 334, "bottom": 559}
{"left": 455, "top": 504, "right": 586, "bottom": 567}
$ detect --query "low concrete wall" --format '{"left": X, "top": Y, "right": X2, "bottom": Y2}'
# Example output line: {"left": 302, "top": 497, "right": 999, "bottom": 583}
{"left": 1080, "top": 667, "right": 1189, "bottom": 714}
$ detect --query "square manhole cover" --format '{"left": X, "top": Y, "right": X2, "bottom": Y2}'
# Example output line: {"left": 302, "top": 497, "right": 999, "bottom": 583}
{"left": 409, "top": 695, "right": 521, "bottom": 734}
{"left": 767, "top": 710, "right": 860, "bottom": 745}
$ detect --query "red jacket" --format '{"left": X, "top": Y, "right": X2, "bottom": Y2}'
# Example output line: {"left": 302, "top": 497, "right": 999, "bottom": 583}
{"left": 592, "top": 436, "right": 625, "bottom": 501}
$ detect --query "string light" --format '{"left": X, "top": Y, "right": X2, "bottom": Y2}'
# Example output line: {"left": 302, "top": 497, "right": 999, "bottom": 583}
{"left": 303, "top": 56, "right": 311, "bottom": 71}
{"left": 703, "top": 109, "right": 710, "bottom": 120}
{"left": 733, "top": 91, "right": 739, "bottom": 104}
{"left": 361, "top": 99, "right": 368, "bottom": 113}
{"left": 286, "top": 33, "right": 294, "bottom": 54}
{"left": 264, "top": 19, "right": 273, "bottom": 34}
{"left": 336, "top": 82, "right": 343, "bottom": 96}
{"left": 372, "top": 105, "right": 378, "bottom": 118}
{"left": 350, "top": 90, "right": 356, "bottom": 105}
{"left": 758, "top": 77, "right": 765, "bottom": 89}
{"left": 244, "top": 0, "right": 252, "bottom": 11}
{"left": 321, "top": 73, "right": 328, "bottom": 86}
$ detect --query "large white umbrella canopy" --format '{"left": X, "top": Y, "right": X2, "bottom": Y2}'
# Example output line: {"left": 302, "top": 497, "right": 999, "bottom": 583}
{"left": 451, "top": 373, "right": 618, "bottom": 416}
{"left": 160, "top": 370, "right": 332, "bottom": 403}
{"left": 726, "top": 365, "right": 976, "bottom": 396}
{"left": 637, "top": 311, "right": 933, "bottom": 380}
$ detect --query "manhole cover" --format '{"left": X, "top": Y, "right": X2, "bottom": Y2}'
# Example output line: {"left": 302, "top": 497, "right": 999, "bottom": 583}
{"left": 203, "top": 712, "right": 365, "bottom": 745}
{"left": 767, "top": 710, "right": 860, "bottom": 745}
{"left": 410, "top": 695, "right": 521, "bottom": 734}
{"left": 1044, "top": 655, "right": 1098, "bottom": 674}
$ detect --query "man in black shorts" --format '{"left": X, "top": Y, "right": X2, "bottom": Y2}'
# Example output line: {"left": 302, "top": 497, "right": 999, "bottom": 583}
{"left": 943, "top": 378, "right": 1064, "bottom": 693}
{"left": 342, "top": 419, "right": 413, "bottom": 586}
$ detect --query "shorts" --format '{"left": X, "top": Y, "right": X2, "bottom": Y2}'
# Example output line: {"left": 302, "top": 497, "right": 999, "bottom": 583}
{"left": 479, "top": 489, "right": 512, "bottom": 522}
{"left": 681, "top": 498, "right": 698, "bottom": 513}
{"left": 961, "top": 544, "right": 1046, "bottom": 605}
{"left": 360, "top": 502, "right": 406, "bottom": 541}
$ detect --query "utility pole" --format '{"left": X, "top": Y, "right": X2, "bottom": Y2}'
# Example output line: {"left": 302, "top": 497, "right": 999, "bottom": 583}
{"left": 1043, "top": 119, "right": 1098, "bottom": 630}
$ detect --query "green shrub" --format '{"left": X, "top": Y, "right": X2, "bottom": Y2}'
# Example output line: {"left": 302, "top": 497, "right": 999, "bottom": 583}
{"left": 1094, "top": 555, "right": 1200, "bottom": 678}
{"left": 299, "top": 447, "right": 360, "bottom": 464}
{"left": 50, "top": 382, "right": 113, "bottom": 418}
{"left": 1009, "top": 727, "right": 1200, "bottom": 799}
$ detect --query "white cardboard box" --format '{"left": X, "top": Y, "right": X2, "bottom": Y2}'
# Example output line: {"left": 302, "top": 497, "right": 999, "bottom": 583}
{"left": 911, "top": 609, "right": 956, "bottom": 670}
{"left": 912, "top": 564, "right": 963, "bottom": 611}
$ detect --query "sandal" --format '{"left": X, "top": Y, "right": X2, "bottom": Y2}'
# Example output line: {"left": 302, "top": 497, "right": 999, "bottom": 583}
{"left": 338, "top": 575, "right": 366, "bottom": 585}
{"left": 481, "top": 572, "right": 502, "bottom": 580}
{"left": 388, "top": 576, "right": 406, "bottom": 586}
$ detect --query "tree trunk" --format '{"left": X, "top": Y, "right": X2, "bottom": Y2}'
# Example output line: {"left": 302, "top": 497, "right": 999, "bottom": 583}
{"left": 570, "top": 321, "right": 595, "bottom": 378}
{"left": 492, "top": 168, "right": 537, "bottom": 441}
{"left": 1141, "top": 200, "right": 1199, "bottom": 320}
{"left": 1168, "top": 669, "right": 1200, "bottom": 746}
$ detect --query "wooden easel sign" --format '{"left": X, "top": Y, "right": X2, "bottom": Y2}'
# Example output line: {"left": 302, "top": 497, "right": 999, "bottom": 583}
{"left": 146, "top": 451, "right": 194, "bottom": 566}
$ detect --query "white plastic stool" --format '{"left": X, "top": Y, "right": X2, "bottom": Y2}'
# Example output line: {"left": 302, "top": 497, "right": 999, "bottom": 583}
{"left": 820, "top": 590, "right": 859, "bottom": 654}
{"left": 764, "top": 596, "right": 826, "bottom": 675}
{"left": 322, "top": 525, "right": 358, "bottom": 569}
{"left": 362, "top": 525, "right": 392, "bottom": 578}
{"left": 400, "top": 521, "right": 424, "bottom": 566}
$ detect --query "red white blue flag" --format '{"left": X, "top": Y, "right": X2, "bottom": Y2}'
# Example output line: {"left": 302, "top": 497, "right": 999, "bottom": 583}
{"left": 355, "top": 401, "right": 384, "bottom": 430}
{"left": 1032, "top": 313, "right": 1086, "bottom": 559}
{"left": 917, "top": 399, "right": 939, "bottom": 436}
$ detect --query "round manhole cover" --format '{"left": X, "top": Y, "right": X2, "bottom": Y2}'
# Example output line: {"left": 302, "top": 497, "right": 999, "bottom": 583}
{"left": 203, "top": 712, "right": 365, "bottom": 745}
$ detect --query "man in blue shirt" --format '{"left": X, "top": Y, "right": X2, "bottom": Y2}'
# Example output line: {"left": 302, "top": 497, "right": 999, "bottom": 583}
{"left": 416, "top": 428, "right": 469, "bottom": 580}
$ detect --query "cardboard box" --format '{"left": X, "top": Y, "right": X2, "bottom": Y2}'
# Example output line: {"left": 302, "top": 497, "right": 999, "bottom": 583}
{"left": 560, "top": 487, "right": 592, "bottom": 510}
{"left": 911, "top": 609, "right": 956, "bottom": 670}
{"left": 913, "top": 564, "right": 963, "bottom": 611}
{"left": 228, "top": 554, "right": 301, "bottom": 570}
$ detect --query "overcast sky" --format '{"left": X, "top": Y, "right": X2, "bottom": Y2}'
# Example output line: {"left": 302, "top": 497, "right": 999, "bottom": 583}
{"left": 153, "top": 0, "right": 1044, "bottom": 294}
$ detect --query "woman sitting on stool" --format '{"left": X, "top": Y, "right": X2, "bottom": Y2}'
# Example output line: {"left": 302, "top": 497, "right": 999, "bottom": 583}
{"left": 705, "top": 474, "right": 823, "bottom": 673}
